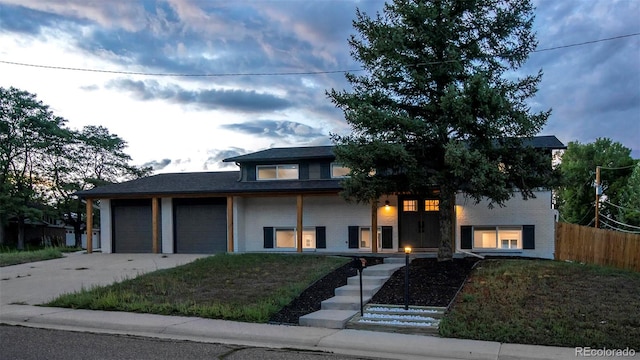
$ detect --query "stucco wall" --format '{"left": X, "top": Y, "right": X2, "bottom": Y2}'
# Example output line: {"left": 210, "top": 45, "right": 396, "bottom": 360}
{"left": 455, "top": 190, "right": 557, "bottom": 259}
{"left": 161, "top": 198, "right": 173, "bottom": 254}
{"left": 236, "top": 195, "right": 398, "bottom": 253}
{"left": 99, "top": 199, "right": 112, "bottom": 253}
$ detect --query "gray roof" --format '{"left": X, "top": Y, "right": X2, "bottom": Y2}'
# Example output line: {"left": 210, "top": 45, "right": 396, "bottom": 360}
{"left": 520, "top": 135, "right": 566, "bottom": 149}
{"left": 79, "top": 136, "right": 564, "bottom": 199}
{"left": 223, "top": 136, "right": 565, "bottom": 164}
{"left": 223, "top": 146, "right": 335, "bottom": 163}
{"left": 77, "top": 171, "right": 342, "bottom": 198}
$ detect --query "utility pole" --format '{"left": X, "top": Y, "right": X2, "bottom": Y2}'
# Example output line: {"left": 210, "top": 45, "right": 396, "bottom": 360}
{"left": 595, "top": 166, "right": 601, "bottom": 228}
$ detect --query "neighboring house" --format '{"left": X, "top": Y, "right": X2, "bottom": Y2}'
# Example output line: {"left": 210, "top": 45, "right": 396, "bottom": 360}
{"left": 5, "top": 215, "right": 66, "bottom": 247}
{"left": 77, "top": 136, "right": 565, "bottom": 259}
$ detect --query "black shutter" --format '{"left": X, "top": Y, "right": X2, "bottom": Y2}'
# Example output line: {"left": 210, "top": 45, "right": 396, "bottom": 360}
{"left": 299, "top": 163, "right": 309, "bottom": 180}
{"left": 263, "top": 227, "right": 274, "bottom": 248}
{"left": 320, "top": 162, "right": 331, "bottom": 179}
{"left": 523, "top": 225, "right": 535, "bottom": 249}
{"left": 381, "top": 226, "right": 393, "bottom": 249}
{"left": 348, "top": 226, "right": 359, "bottom": 248}
{"left": 316, "top": 226, "right": 326, "bottom": 249}
{"left": 247, "top": 163, "right": 257, "bottom": 181}
{"left": 461, "top": 226, "right": 472, "bottom": 249}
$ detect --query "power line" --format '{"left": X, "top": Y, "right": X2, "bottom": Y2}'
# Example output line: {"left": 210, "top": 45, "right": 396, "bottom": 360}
{"left": 603, "top": 200, "right": 640, "bottom": 214}
{"left": 599, "top": 164, "right": 637, "bottom": 171}
{"left": 0, "top": 33, "right": 638, "bottom": 78}
{"left": 531, "top": 32, "right": 640, "bottom": 53}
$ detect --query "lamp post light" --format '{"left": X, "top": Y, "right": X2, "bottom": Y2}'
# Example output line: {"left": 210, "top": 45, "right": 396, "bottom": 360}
{"left": 404, "top": 246, "right": 412, "bottom": 310}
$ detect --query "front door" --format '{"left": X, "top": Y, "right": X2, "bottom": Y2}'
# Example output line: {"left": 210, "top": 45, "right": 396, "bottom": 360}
{"left": 399, "top": 196, "right": 440, "bottom": 249}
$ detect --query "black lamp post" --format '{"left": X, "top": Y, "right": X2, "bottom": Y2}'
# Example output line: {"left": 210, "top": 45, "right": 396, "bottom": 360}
{"left": 404, "top": 246, "right": 411, "bottom": 310}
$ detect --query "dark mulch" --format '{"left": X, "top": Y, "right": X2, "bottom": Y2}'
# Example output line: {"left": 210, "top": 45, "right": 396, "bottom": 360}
{"left": 269, "top": 256, "right": 478, "bottom": 325}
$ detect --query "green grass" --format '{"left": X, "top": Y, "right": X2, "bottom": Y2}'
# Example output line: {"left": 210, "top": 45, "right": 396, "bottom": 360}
{"left": 439, "top": 259, "right": 640, "bottom": 349}
{"left": 46, "top": 253, "right": 349, "bottom": 323}
{"left": 0, "top": 246, "right": 80, "bottom": 267}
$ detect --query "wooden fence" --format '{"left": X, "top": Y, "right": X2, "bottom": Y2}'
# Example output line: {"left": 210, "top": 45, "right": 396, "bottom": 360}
{"left": 555, "top": 222, "right": 640, "bottom": 271}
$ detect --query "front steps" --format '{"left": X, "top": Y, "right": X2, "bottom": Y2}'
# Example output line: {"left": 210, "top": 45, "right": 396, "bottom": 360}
{"left": 299, "top": 258, "right": 405, "bottom": 329}
{"left": 346, "top": 304, "right": 445, "bottom": 335}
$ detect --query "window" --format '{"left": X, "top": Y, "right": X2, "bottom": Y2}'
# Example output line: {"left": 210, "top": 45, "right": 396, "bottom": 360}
{"left": 275, "top": 229, "right": 295, "bottom": 248}
{"left": 331, "top": 163, "right": 350, "bottom": 178}
{"left": 302, "top": 228, "right": 316, "bottom": 248}
{"left": 473, "top": 226, "right": 522, "bottom": 250}
{"left": 257, "top": 164, "right": 299, "bottom": 180}
{"left": 403, "top": 200, "right": 418, "bottom": 212}
{"left": 360, "top": 228, "right": 371, "bottom": 249}
{"left": 424, "top": 199, "right": 439, "bottom": 212}
{"left": 265, "top": 227, "right": 320, "bottom": 249}
{"left": 349, "top": 226, "right": 391, "bottom": 249}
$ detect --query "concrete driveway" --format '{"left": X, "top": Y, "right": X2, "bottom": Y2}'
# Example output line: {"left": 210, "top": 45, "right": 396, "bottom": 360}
{"left": 0, "top": 252, "right": 207, "bottom": 307}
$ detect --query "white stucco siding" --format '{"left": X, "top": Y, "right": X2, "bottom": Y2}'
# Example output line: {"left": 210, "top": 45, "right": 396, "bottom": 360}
{"left": 455, "top": 190, "right": 556, "bottom": 259}
{"left": 99, "top": 199, "right": 112, "bottom": 253}
{"left": 236, "top": 195, "right": 398, "bottom": 253}
{"left": 161, "top": 198, "right": 173, "bottom": 254}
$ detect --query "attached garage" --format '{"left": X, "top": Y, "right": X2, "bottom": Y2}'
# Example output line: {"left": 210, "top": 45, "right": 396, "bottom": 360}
{"left": 112, "top": 199, "right": 153, "bottom": 253}
{"left": 173, "top": 197, "right": 227, "bottom": 254}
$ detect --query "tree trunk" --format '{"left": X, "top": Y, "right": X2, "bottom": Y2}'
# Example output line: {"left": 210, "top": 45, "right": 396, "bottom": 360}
{"left": 74, "top": 221, "right": 83, "bottom": 248}
{"left": 0, "top": 217, "right": 5, "bottom": 245}
{"left": 437, "top": 188, "right": 456, "bottom": 261}
{"left": 17, "top": 217, "right": 25, "bottom": 250}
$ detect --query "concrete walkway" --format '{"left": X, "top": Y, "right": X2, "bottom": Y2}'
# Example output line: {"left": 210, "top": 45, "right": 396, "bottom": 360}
{"left": 0, "top": 253, "right": 584, "bottom": 360}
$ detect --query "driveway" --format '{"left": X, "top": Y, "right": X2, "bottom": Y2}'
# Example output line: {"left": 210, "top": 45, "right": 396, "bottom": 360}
{"left": 0, "top": 252, "right": 207, "bottom": 307}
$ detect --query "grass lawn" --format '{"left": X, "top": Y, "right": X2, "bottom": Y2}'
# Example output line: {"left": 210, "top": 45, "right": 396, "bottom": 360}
{"left": 0, "top": 246, "right": 80, "bottom": 267}
{"left": 439, "top": 259, "right": 640, "bottom": 349}
{"left": 46, "top": 253, "right": 349, "bottom": 323}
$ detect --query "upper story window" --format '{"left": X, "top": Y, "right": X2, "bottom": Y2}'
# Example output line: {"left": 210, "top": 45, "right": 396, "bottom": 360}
{"left": 331, "top": 163, "right": 350, "bottom": 178}
{"left": 257, "top": 164, "right": 299, "bottom": 180}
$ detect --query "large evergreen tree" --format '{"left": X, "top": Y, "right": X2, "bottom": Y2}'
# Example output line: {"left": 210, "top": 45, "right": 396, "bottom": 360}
{"left": 328, "top": 0, "right": 553, "bottom": 260}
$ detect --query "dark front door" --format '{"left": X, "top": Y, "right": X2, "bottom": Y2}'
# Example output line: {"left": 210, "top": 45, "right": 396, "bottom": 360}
{"left": 399, "top": 196, "right": 440, "bottom": 249}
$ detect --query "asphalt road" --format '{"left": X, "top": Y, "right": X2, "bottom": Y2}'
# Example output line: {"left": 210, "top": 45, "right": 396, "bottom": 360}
{"left": 0, "top": 325, "right": 378, "bottom": 360}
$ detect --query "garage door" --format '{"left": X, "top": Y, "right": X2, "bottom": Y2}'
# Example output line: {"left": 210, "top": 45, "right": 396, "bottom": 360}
{"left": 174, "top": 198, "right": 227, "bottom": 253}
{"left": 112, "top": 199, "right": 153, "bottom": 253}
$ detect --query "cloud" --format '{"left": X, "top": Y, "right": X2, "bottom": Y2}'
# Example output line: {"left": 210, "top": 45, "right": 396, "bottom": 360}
{"left": 142, "top": 158, "right": 171, "bottom": 171}
{"left": 221, "top": 119, "right": 325, "bottom": 140}
{"left": 203, "top": 147, "right": 247, "bottom": 170}
{"left": 107, "top": 79, "right": 291, "bottom": 112}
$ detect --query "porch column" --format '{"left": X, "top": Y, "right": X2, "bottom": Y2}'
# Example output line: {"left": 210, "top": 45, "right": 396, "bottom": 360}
{"left": 227, "top": 195, "right": 234, "bottom": 253}
{"left": 86, "top": 199, "right": 93, "bottom": 254}
{"left": 152, "top": 197, "right": 159, "bottom": 253}
{"left": 297, "top": 195, "right": 303, "bottom": 253}
{"left": 371, "top": 199, "right": 378, "bottom": 253}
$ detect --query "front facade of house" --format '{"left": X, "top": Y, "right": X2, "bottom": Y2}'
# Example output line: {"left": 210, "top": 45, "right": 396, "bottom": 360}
{"left": 79, "top": 136, "right": 564, "bottom": 259}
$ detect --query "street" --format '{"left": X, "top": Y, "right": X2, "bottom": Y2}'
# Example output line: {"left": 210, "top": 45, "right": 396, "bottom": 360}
{"left": 0, "top": 325, "right": 377, "bottom": 360}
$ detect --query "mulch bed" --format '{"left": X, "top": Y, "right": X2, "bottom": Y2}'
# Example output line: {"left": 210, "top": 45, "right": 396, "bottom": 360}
{"left": 269, "top": 256, "right": 478, "bottom": 325}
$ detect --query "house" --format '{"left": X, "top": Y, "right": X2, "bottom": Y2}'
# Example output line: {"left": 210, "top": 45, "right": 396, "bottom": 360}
{"left": 77, "top": 135, "right": 565, "bottom": 259}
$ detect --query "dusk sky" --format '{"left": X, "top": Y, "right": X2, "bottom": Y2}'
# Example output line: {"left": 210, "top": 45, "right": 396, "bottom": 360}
{"left": 1, "top": 0, "right": 638, "bottom": 173}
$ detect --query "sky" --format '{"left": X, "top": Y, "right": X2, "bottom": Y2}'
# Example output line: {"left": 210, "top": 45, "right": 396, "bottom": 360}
{"left": 0, "top": 0, "right": 638, "bottom": 174}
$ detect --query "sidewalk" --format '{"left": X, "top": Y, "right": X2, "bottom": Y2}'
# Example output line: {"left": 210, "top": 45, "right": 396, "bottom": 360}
{"left": 0, "top": 304, "right": 580, "bottom": 360}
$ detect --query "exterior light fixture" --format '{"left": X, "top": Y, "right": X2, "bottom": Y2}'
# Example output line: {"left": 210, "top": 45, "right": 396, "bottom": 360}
{"left": 404, "top": 246, "right": 412, "bottom": 254}
{"left": 384, "top": 200, "right": 390, "bottom": 208}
